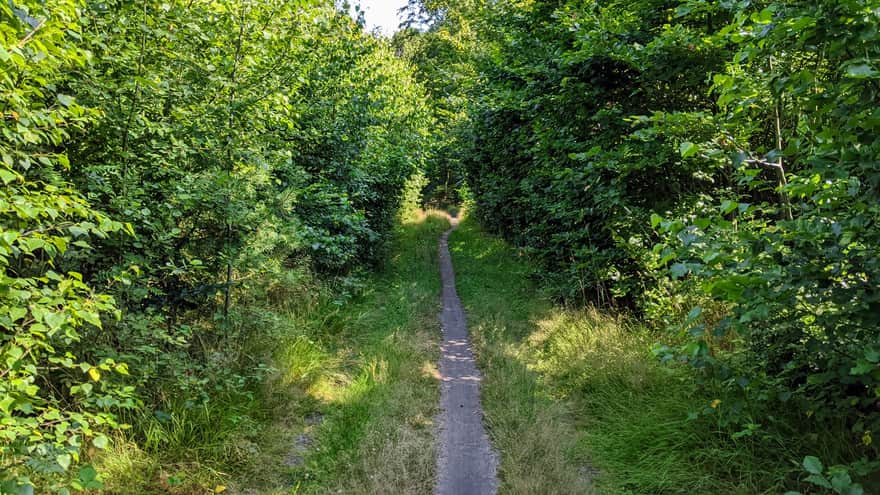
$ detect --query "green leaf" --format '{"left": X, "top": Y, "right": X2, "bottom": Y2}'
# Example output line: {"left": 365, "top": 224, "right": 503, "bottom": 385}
{"left": 679, "top": 142, "right": 699, "bottom": 158}
{"left": 831, "top": 473, "right": 853, "bottom": 493}
{"left": 3, "top": 482, "right": 35, "bottom": 495}
{"left": 0, "top": 168, "right": 17, "bottom": 184}
{"left": 803, "top": 456, "right": 824, "bottom": 475}
{"left": 844, "top": 485, "right": 864, "bottom": 495}
{"left": 68, "top": 225, "right": 89, "bottom": 238}
{"left": 43, "top": 311, "right": 67, "bottom": 331}
{"left": 720, "top": 200, "right": 738, "bottom": 214}
{"left": 57, "top": 453, "right": 72, "bottom": 471}
{"left": 9, "top": 307, "right": 27, "bottom": 322}
{"left": 57, "top": 94, "right": 75, "bottom": 107}
{"left": 78, "top": 310, "right": 102, "bottom": 328}
{"left": 670, "top": 263, "right": 690, "bottom": 278}
{"left": 92, "top": 434, "right": 109, "bottom": 449}
{"left": 845, "top": 64, "right": 878, "bottom": 79}
{"left": 805, "top": 474, "right": 831, "bottom": 488}
{"left": 79, "top": 465, "right": 98, "bottom": 482}
{"left": 752, "top": 7, "right": 774, "bottom": 24}
{"left": 650, "top": 213, "right": 663, "bottom": 229}
{"left": 0, "top": 396, "right": 14, "bottom": 413}
{"left": 850, "top": 360, "right": 875, "bottom": 376}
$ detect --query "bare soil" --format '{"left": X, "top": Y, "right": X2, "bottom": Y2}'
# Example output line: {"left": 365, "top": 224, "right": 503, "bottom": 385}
{"left": 435, "top": 215, "right": 499, "bottom": 495}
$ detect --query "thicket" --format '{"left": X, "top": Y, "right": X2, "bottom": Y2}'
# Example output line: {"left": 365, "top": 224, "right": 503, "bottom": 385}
{"left": 401, "top": 0, "right": 880, "bottom": 490}
{"left": 1, "top": 0, "right": 431, "bottom": 491}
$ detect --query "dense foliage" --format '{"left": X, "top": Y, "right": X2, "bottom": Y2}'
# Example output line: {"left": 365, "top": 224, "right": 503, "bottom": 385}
{"left": 393, "top": 0, "right": 478, "bottom": 208}
{"left": 402, "top": 0, "right": 880, "bottom": 491}
{"left": 1, "top": 0, "right": 431, "bottom": 491}
{"left": 5, "top": 0, "right": 880, "bottom": 491}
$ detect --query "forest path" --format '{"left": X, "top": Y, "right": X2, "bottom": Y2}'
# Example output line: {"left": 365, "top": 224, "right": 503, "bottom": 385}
{"left": 435, "top": 214, "right": 499, "bottom": 495}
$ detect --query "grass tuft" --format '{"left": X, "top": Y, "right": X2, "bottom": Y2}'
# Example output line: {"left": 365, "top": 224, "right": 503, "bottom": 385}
{"left": 247, "top": 209, "right": 449, "bottom": 494}
{"left": 95, "top": 210, "right": 449, "bottom": 494}
{"left": 449, "top": 214, "right": 595, "bottom": 495}
{"left": 448, "top": 213, "right": 830, "bottom": 495}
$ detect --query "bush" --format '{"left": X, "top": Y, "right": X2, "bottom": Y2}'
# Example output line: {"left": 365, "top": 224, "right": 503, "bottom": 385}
{"left": 1, "top": 0, "right": 432, "bottom": 490}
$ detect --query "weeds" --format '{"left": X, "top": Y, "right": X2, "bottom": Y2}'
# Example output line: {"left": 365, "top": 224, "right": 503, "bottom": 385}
{"left": 93, "top": 210, "right": 448, "bottom": 494}
{"left": 449, "top": 213, "right": 860, "bottom": 494}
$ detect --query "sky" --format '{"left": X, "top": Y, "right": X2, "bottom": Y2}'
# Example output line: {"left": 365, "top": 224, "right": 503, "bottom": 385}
{"left": 352, "top": 0, "right": 410, "bottom": 36}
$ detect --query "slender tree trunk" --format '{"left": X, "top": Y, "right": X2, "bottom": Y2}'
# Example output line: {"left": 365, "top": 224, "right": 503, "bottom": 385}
{"left": 121, "top": 1, "right": 148, "bottom": 195}
{"left": 223, "top": 9, "right": 247, "bottom": 319}
{"left": 774, "top": 101, "right": 793, "bottom": 220}
{"left": 770, "top": 58, "right": 793, "bottom": 221}
{"left": 117, "top": 1, "right": 148, "bottom": 266}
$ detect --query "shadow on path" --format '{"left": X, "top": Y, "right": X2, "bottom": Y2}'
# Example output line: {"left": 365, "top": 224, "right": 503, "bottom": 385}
{"left": 435, "top": 214, "right": 499, "bottom": 495}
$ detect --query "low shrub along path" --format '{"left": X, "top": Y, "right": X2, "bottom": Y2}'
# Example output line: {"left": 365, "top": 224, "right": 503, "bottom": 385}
{"left": 435, "top": 214, "right": 499, "bottom": 495}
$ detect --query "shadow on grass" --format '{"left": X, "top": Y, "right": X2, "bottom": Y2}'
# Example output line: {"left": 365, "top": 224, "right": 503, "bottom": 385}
{"left": 273, "top": 210, "right": 449, "bottom": 495}
{"left": 447, "top": 215, "right": 595, "bottom": 495}
{"left": 447, "top": 214, "right": 815, "bottom": 495}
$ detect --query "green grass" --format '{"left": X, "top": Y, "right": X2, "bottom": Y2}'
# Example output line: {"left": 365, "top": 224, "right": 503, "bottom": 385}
{"left": 95, "top": 209, "right": 449, "bottom": 494}
{"left": 448, "top": 214, "right": 594, "bottom": 494}
{"left": 94, "top": 207, "right": 862, "bottom": 494}
{"left": 240, "top": 208, "right": 449, "bottom": 494}
{"left": 447, "top": 213, "right": 811, "bottom": 495}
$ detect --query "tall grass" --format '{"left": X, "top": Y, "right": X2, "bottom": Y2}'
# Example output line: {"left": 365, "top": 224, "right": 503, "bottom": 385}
{"left": 95, "top": 210, "right": 449, "bottom": 494}
{"left": 448, "top": 213, "right": 845, "bottom": 494}
{"left": 287, "top": 209, "right": 448, "bottom": 494}
{"left": 448, "top": 213, "right": 594, "bottom": 495}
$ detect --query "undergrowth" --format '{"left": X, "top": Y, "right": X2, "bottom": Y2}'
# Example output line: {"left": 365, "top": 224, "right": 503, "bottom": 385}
{"left": 449, "top": 212, "right": 860, "bottom": 495}
{"left": 94, "top": 209, "right": 448, "bottom": 494}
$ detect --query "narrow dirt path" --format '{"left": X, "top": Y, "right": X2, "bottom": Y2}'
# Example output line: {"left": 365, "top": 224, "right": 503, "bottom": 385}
{"left": 436, "top": 215, "right": 498, "bottom": 495}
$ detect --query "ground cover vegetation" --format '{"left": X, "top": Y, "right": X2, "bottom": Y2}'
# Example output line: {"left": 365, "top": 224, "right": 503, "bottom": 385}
{"left": 5, "top": 0, "right": 880, "bottom": 493}
{"left": 1, "top": 0, "right": 434, "bottom": 492}
{"left": 399, "top": 0, "right": 880, "bottom": 492}
{"left": 221, "top": 208, "right": 447, "bottom": 495}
